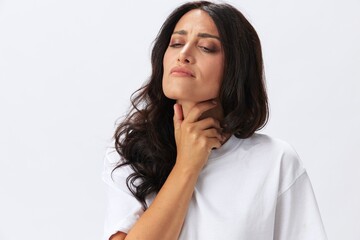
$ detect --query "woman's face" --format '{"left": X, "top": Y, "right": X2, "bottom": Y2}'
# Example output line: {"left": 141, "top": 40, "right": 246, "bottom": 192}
{"left": 162, "top": 9, "right": 224, "bottom": 103}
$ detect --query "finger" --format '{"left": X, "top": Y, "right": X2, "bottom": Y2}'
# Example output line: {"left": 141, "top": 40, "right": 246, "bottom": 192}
{"left": 195, "top": 117, "right": 221, "bottom": 131}
{"left": 185, "top": 100, "right": 217, "bottom": 123}
{"left": 173, "top": 103, "right": 184, "bottom": 131}
{"left": 202, "top": 128, "right": 224, "bottom": 142}
{"left": 206, "top": 137, "right": 223, "bottom": 151}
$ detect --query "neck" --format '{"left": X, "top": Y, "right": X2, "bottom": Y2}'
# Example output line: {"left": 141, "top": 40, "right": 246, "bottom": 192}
{"left": 176, "top": 99, "right": 224, "bottom": 122}
{"left": 176, "top": 99, "right": 232, "bottom": 145}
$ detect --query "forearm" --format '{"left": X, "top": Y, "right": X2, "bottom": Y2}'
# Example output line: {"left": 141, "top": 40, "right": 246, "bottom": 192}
{"left": 125, "top": 163, "right": 199, "bottom": 240}
{"left": 123, "top": 102, "right": 221, "bottom": 240}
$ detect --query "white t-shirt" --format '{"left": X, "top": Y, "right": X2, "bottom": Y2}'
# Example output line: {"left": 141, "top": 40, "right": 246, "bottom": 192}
{"left": 102, "top": 133, "right": 327, "bottom": 240}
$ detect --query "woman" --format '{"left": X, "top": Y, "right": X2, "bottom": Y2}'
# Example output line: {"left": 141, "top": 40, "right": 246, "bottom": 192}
{"left": 103, "top": 1, "right": 327, "bottom": 240}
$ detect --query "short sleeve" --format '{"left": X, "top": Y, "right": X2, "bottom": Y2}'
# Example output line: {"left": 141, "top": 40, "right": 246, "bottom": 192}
{"left": 273, "top": 171, "right": 328, "bottom": 240}
{"left": 102, "top": 147, "right": 144, "bottom": 240}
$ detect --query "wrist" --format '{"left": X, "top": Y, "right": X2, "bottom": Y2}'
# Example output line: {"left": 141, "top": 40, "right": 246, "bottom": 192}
{"left": 172, "top": 161, "right": 202, "bottom": 180}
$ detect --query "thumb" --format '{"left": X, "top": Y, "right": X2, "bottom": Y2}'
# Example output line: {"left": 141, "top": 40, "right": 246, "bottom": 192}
{"left": 173, "top": 103, "right": 184, "bottom": 130}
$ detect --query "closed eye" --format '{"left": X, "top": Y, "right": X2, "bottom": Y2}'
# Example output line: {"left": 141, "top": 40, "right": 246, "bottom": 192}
{"left": 199, "top": 46, "right": 216, "bottom": 53}
{"left": 169, "top": 43, "right": 183, "bottom": 48}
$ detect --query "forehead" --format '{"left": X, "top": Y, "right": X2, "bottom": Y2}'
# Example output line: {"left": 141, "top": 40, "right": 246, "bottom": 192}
{"left": 174, "top": 9, "right": 219, "bottom": 35}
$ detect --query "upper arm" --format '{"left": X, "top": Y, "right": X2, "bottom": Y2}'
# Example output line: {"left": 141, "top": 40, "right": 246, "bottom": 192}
{"left": 274, "top": 172, "right": 327, "bottom": 240}
{"left": 102, "top": 149, "right": 144, "bottom": 240}
{"left": 109, "top": 231, "right": 127, "bottom": 240}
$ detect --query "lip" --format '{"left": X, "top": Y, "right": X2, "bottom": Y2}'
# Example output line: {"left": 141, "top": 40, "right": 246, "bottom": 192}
{"left": 170, "top": 66, "right": 195, "bottom": 77}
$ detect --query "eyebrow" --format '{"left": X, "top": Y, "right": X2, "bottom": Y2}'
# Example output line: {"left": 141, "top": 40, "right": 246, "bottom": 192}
{"left": 172, "top": 30, "right": 220, "bottom": 40}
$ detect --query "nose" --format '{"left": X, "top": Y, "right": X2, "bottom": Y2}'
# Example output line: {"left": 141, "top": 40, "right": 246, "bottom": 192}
{"left": 177, "top": 46, "right": 195, "bottom": 64}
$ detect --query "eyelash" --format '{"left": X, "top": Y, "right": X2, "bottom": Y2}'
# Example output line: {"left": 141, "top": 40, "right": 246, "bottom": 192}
{"left": 200, "top": 46, "right": 215, "bottom": 53}
{"left": 169, "top": 43, "right": 183, "bottom": 48}
{"left": 169, "top": 43, "right": 216, "bottom": 53}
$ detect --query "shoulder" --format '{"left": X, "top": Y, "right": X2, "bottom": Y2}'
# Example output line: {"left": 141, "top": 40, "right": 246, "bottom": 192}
{"left": 104, "top": 145, "right": 123, "bottom": 167}
{"left": 102, "top": 144, "right": 135, "bottom": 190}
{"left": 103, "top": 145, "right": 124, "bottom": 174}
{"left": 242, "top": 133, "right": 303, "bottom": 163}
{"left": 242, "top": 133, "right": 297, "bottom": 153}
{"left": 242, "top": 133, "right": 307, "bottom": 194}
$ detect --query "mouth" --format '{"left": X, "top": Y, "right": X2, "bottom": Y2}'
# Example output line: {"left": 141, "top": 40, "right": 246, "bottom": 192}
{"left": 170, "top": 66, "right": 195, "bottom": 77}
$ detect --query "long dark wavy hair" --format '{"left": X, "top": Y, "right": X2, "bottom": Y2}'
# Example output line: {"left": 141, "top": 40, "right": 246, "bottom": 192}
{"left": 113, "top": 1, "right": 269, "bottom": 210}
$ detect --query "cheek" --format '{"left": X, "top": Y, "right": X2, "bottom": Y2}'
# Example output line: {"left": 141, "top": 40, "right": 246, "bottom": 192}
{"left": 163, "top": 50, "right": 169, "bottom": 70}
{"left": 214, "top": 57, "right": 225, "bottom": 87}
{"left": 162, "top": 50, "right": 173, "bottom": 97}
{"left": 204, "top": 60, "right": 224, "bottom": 85}
{"left": 163, "top": 49, "right": 175, "bottom": 71}
{"left": 204, "top": 62, "right": 224, "bottom": 97}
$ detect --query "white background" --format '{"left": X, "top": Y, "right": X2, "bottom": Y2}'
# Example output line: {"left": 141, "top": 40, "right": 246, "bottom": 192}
{"left": 0, "top": 0, "right": 359, "bottom": 239}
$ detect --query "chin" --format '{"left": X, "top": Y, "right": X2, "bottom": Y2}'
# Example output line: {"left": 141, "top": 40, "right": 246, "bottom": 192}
{"left": 165, "top": 95, "right": 213, "bottom": 103}
{"left": 163, "top": 88, "right": 217, "bottom": 102}
{"left": 163, "top": 89, "right": 189, "bottom": 101}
